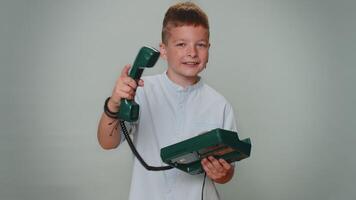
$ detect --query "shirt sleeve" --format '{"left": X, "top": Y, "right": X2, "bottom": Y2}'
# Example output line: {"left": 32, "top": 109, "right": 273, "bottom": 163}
{"left": 223, "top": 102, "right": 238, "bottom": 132}
{"left": 222, "top": 103, "right": 238, "bottom": 168}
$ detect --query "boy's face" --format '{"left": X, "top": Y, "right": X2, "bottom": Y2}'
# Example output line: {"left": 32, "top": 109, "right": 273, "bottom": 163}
{"left": 160, "top": 25, "right": 210, "bottom": 86}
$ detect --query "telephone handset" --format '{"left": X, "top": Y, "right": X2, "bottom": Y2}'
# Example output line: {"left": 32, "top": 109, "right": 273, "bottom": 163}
{"left": 118, "top": 46, "right": 160, "bottom": 122}
{"left": 117, "top": 46, "right": 173, "bottom": 171}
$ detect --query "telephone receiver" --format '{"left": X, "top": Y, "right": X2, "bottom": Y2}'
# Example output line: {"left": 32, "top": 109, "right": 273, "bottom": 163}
{"left": 118, "top": 46, "right": 160, "bottom": 122}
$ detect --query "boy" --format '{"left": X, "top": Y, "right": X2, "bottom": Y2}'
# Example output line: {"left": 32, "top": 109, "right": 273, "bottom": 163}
{"left": 98, "top": 2, "right": 237, "bottom": 200}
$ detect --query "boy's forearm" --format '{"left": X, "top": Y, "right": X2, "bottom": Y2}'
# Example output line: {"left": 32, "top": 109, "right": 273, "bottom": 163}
{"left": 97, "top": 112, "right": 121, "bottom": 149}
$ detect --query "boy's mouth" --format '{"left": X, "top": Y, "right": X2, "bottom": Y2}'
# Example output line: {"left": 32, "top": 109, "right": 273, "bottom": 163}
{"left": 182, "top": 61, "right": 200, "bottom": 66}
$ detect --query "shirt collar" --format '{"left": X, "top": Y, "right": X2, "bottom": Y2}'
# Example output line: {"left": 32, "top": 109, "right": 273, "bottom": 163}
{"left": 162, "top": 71, "right": 203, "bottom": 92}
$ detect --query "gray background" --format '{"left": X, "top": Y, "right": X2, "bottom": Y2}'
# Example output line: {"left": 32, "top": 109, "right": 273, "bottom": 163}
{"left": 1, "top": 0, "right": 355, "bottom": 200}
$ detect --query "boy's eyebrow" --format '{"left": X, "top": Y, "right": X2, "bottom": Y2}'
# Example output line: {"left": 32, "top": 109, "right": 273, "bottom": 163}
{"left": 172, "top": 39, "right": 209, "bottom": 43}
{"left": 172, "top": 39, "right": 187, "bottom": 43}
{"left": 197, "top": 39, "right": 209, "bottom": 43}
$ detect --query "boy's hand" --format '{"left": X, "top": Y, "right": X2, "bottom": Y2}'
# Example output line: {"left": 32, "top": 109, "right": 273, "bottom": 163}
{"left": 108, "top": 64, "right": 144, "bottom": 111}
{"left": 201, "top": 156, "right": 234, "bottom": 184}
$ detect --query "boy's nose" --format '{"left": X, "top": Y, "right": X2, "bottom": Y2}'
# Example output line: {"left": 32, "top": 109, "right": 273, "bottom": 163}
{"left": 187, "top": 45, "right": 198, "bottom": 57}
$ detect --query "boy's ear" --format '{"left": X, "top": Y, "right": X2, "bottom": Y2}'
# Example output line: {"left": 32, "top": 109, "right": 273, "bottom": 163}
{"left": 159, "top": 42, "right": 167, "bottom": 60}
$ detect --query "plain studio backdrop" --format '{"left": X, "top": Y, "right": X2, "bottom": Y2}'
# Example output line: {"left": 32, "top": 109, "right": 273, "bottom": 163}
{"left": 1, "top": 0, "right": 355, "bottom": 200}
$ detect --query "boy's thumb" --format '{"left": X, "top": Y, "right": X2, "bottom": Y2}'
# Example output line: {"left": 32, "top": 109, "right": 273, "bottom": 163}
{"left": 121, "top": 64, "right": 131, "bottom": 77}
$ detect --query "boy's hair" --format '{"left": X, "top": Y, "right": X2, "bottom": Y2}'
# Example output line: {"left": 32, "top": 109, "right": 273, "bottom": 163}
{"left": 162, "top": 2, "right": 209, "bottom": 44}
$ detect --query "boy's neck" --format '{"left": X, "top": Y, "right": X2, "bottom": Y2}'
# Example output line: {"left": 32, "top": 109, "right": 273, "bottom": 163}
{"left": 166, "top": 70, "right": 200, "bottom": 88}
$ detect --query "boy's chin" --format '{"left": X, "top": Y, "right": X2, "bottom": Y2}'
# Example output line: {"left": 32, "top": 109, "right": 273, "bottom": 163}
{"left": 180, "top": 70, "right": 202, "bottom": 79}
{"left": 167, "top": 67, "right": 204, "bottom": 82}
{"left": 177, "top": 72, "right": 199, "bottom": 80}
{"left": 182, "top": 66, "right": 204, "bottom": 74}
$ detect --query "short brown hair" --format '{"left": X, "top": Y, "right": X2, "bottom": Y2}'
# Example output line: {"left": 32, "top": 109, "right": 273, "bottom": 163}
{"left": 162, "top": 2, "right": 209, "bottom": 44}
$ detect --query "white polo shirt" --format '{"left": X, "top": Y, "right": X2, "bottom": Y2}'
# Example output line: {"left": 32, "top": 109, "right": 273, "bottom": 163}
{"left": 122, "top": 72, "right": 237, "bottom": 200}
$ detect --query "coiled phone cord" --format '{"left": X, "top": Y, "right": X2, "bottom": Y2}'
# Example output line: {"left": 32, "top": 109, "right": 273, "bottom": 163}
{"left": 119, "top": 120, "right": 174, "bottom": 171}
{"left": 120, "top": 120, "right": 207, "bottom": 200}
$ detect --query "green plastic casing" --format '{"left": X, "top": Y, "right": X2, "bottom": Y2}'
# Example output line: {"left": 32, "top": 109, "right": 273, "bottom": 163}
{"left": 117, "top": 46, "right": 160, "bottom": 122}
{"left": 160, "top": 128, "right": 252, "bottom": 175}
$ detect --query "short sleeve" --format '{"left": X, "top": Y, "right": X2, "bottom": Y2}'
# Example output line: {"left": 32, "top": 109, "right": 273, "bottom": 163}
{"left": 223, "top": 103, "right": 238, "bottom": 168}
{"left": 223, "top": 103, "right": 238, "bottom": 132}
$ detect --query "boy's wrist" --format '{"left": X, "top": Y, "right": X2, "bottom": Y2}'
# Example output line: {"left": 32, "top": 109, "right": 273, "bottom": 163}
{"left": 107, "top": 98, "right": 120, "bottom": 112}
{"left": 104, "top": 97, "right": 119, "bottom": 119}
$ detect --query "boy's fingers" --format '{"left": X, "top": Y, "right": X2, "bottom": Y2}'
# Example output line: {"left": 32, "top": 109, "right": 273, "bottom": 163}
{"left": 204, "top": 157, "right": 220, "bottom": 174}
{"left": 119, "top": 86, "right": 130, "bottom": 94}
{"left": 208, "top": 156, "right": 223, "bottom": 172}
{"left": 201, "top": 160, "right": 210, "bottom": 173}
{"left": 138, "top": 79, "right": 144, "bottom": 87}
{"left": 219, "top": 159, "right": 232, "bottom": 171}
{"left": 120, "top": 85, "right": 135, "bottom": 96}
{"left": 202, "top": 162, "right": 216, "bottom": 179}
{"left": 123, "top": 77, "right": 137, "bottom": 89}
{"left": 201, "top": 158, "right": 212, "bottom": 171}
{"left": 205, "top": 159, "right": 215, "bottom": 170}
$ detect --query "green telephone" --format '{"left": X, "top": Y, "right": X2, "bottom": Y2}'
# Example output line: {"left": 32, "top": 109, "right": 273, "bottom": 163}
{"left": 161, "top": 128, "right": 251, "bottom": 174}
{"left": 117, "top": 46, "right": 160, "bottom": 122}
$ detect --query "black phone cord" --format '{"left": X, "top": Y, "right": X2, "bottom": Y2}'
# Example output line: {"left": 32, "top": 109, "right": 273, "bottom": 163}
{"left": 119, "top": 120, "right": 173, "bottom": 171}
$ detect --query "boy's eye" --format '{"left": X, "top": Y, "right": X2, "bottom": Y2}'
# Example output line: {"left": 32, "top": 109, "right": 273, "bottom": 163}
{"left": 197, "top": 43, "right": 207, "bottom": 48}
{"left": 176, "top": 43, "right": 186, "bottom": 47}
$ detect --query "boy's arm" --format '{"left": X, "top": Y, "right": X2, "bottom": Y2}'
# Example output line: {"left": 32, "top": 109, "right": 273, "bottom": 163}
{"left": 97, "top": 99, "right": 121, "bottom": 149}
{"left": 97, "top": 65, "right": 143, "bottom": 150}
{"left": 201, "top": 156, "right": 235, "bottom": 184}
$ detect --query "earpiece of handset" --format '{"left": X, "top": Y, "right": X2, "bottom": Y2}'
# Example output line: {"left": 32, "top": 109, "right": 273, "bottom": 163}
{"left": 117, "top": 46, "right": 160, "bottom": 122}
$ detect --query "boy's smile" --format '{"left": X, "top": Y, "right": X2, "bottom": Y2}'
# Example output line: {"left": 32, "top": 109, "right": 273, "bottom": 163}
{"left": 160, "top": 25, "right": 210, "bottom": 87}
